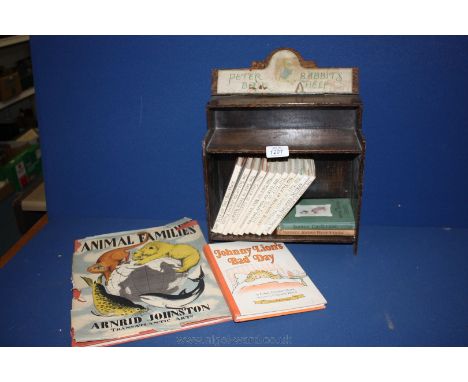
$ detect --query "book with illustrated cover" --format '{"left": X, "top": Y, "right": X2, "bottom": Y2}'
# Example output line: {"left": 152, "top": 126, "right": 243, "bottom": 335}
{"left": 204, "top": 241, "right": 327, "bottom": 322}
{"left": 277, "top": 198, "right": 355, "bottom": 233}
{"left": 71, "top": 218, "right": 231, "bottom": 346}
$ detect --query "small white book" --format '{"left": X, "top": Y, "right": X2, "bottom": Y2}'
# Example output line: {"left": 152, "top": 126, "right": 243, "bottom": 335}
{"left": 244, "top": 161, "right": 281, "bottom": 234}
{"left": 212, "top": 157, "right": 245, "bottom": 233}
{"left": 220, "top": 158, "right": 253, "bottom": 235}
{"left": 234, "top": 158, "right": 268, "bottom": 235}
{"left": 266, "top": 159, "right": 310, "bottom": 234}
{"left": 204, "top": 241, "right": 327, "bottom": 322}
{"left": 266, "top": 158, "right": 316, "bottom": 235}
{"left": 239, "top": 160, "right": 276, "bottom": 235}
{"left": 261, "top": 158, "right": 301, "bottom": 235}
{"left": 224, "top": 157, "right": 261, "bottom": 235}
{"left": 254, "top": 160, "right": 290, "bottom": 235}
{"left": 213, "top": 157, "right": 317, "bottom": 236}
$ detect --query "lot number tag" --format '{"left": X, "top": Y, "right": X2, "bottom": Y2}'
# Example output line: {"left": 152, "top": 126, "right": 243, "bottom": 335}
{"left": 266, "top": 146, "right": 289, "bottom": 158}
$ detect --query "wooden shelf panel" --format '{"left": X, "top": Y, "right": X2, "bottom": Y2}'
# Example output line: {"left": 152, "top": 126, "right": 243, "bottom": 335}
{"left": 209, "top": 94, "right": 362, "bottom": 108}
{"left": 0, "top": 36, "right": 29, "bottom": 49}
{"left": 206, "top": 127, "right": 362, "bottom": 154}
{"left": 0, "top": 87, "right": 35, "bottom": 111}
{"left": 210, "top": 232, "right": 355, "bottom": 244}
{"left": 21, "top": 181, "right": 47, "bottom": 212}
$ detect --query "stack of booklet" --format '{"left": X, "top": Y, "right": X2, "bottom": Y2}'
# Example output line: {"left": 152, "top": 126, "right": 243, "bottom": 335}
{"left": 211, "top": 157, "right": 316, "bottom": 236}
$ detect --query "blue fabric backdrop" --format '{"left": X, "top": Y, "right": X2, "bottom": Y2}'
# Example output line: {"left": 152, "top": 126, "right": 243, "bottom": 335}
{"left": 30, "top": 36, "right": 468, "bottom": 227}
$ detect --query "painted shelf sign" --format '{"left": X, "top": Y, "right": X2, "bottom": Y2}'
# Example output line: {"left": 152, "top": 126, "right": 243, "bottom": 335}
{"left": 213, "top": 48, "right": 358, "bottom": 95}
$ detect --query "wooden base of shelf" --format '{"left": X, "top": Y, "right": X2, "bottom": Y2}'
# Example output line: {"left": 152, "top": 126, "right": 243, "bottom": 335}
{"left": 209, "top": 232, "right": 355, "bottom": 244}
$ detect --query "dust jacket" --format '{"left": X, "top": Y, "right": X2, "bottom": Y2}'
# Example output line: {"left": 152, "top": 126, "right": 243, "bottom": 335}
{"left": 71, "top": 218, "right": 231, "bottom": 346}
{"left": 203, "top": 241, "right": 327, "bottom": 322}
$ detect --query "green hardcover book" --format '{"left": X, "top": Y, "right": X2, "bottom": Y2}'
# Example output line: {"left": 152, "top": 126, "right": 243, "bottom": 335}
{"left": 278, "top": 198, "right": 355, "bottom": 230}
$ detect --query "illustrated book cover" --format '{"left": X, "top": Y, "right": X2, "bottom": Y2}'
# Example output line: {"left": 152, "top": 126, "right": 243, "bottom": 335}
{"left": 203, "top": 241, "right": 327, "bottom": 322}
{"left": 71, "top": 218, "right": 231, "bottom": 346}
{"left": 277, "top": 198, "right": 356, "bottom": 234}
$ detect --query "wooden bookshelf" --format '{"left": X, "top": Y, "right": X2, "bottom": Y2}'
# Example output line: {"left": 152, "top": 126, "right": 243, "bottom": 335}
{"left": 0, "top": 36, "right": 29, "bottom": 49}
{"left": 0, "top": 87, "right": 35, "bottom": 111}
{"left": 203, "top": 49, "right": 365, "bottom": 253}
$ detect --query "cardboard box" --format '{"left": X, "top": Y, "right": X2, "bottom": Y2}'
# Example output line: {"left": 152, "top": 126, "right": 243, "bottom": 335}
{"left": 0, "top": 180, "right": 14, "bottom": 202}
{"left": 16, "top": 57, "right": 33, "bottom": 90}
{"left": 0, "top": 143, "right": 42, "bottom": 191}
{"left": 0, "top": 71, "right": 22, "bottom": 101}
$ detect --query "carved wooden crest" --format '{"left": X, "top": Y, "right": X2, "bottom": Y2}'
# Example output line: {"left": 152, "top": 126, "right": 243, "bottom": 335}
{"left": 212, "top": 48, "right": 358, "bottom": 95}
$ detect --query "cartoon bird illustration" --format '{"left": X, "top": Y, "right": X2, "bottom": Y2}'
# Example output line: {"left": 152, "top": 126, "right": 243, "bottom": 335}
{"left": 72, "top": 288, "right": 86, "bottom": 303}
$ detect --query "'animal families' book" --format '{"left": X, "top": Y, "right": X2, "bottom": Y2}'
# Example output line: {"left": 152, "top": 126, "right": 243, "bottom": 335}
{"left": 203, "top": 241, "right": 327, "bottom": 322}
{"left": 71, "top": 218, "right": 231, "bottom": 346}
{"left": 277, "top": 198, "right": 356, "bottom": 233}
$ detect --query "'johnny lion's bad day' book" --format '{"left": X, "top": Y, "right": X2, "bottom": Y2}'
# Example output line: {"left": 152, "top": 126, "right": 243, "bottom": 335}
{"left": 204, "top": 241, "right": 327, "bottom": 322}
{"left": 71, "top": 218, "right": 231, "bottom": 346}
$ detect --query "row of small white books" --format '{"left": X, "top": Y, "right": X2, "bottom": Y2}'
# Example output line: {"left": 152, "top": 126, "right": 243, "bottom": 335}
{"left": 212, "top": 157, "right": 316, "bottom": 236}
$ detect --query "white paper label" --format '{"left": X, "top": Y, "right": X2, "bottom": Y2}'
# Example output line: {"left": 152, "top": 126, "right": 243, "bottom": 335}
{"left": 266, "top": 146, "right": 289, "bottom": 158}
{"left": 15, "top": 162, "right": 26, "bottom": 178}
{"left": 296, "top": 204, "right": 332, "bottom": 217}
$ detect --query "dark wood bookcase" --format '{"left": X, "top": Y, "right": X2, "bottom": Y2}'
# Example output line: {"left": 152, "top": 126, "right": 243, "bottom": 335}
{"left": 203, "top": 49, "right": 365, "bottom": 253}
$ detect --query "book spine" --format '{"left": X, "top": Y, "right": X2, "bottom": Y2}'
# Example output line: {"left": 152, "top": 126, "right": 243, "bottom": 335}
{"left": 212, "top": 158, "right": 244, "bottom": 233}
{"left": 235, "top": 169, "right": 268, "bottom": 235}
{"left": 221, "top": 162, "right": 251, "bottom": 235}
{"left": 247, "top": 168, "right": 282, "bottom": 234}
{"left": 279, "top": 223, "right": 356, "bottom": 230}
{"left": 260, "top": 170, "right": 295, "bottom": 235}
{"left": 276, "top": 228, "right": 355, "bottom": 236}
{"left": 256, "top": 170, "right": 289, "bottom": 235}
{"left": 263, "top": 168, "right": 304, "bottom": 235}
{"left": 203, "top": 244, "right": 240, "bottom": 321}
{"left": 266, "top": 165, "right": 314, "bottom": 235}
{"left": 244, "top": 171, "right": 274, "bottom": 234}
{"left": 225, "top": 165, "right": 257, "bottom": 234}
